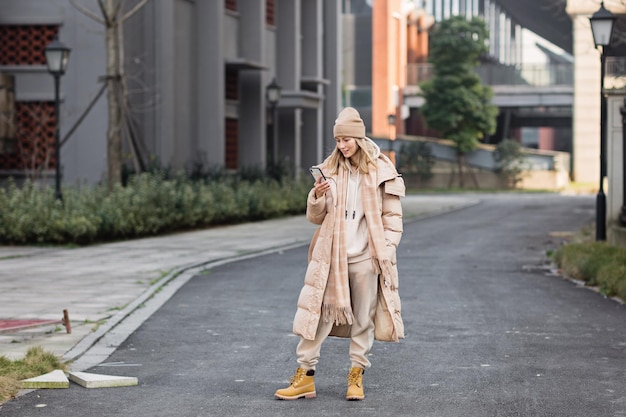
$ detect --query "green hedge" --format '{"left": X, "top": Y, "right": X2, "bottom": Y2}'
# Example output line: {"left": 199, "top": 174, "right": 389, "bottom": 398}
{"left": 553, "top": 241, "right": 626, "bottom": 301}
{"left": 0, "top": 172, "right": 311, "bottom": 245}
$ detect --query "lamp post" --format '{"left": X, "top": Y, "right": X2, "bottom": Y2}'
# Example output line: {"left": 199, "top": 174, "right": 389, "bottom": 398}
{"left": 387, "top": 113, "right": 396, "bottom": 155}
{"left": 266, "top": 78, "right": 282, "bottom": 166}
{"left": 619, "top": 99, "right": 626, "bottom": 227}
{"left": 589, "top": 2, "right": 616, "bottom": 241}
{"left": 44, "top": 37, "right": 71, "bottom": 201}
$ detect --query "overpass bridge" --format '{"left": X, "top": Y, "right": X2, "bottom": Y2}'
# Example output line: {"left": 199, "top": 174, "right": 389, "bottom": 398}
{"left": 415, "top": 1, "right": 625, "bottom": 134}
{"left": 402, "top": 0, "right": 626, "bottom": 186}
{"left": 405, "top": 61, "right": 574, "bottom": 140}
{"left": 413, "top": 0, "right": 576, "bottom": 142}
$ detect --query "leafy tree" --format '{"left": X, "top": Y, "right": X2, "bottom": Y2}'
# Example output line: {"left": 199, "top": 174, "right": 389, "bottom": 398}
{"left": 420, "top": 15, "right": 498, "bottom": 187}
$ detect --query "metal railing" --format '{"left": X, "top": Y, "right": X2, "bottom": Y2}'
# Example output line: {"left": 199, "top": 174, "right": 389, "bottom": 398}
{"left": 407, "top": 62, "right": 573, "bottom": 87}
{"left": 606, "top": 57, "right": 626, "bottom": 78}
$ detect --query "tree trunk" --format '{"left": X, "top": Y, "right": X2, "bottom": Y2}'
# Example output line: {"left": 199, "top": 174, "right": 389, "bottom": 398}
{"left": 105, "top": 0, "right": 122, "bottom": 190}
{"left": 70, "top": 0, "right": 152, "bottom": 189}
{"left": 457, "top": 151, "right": 465, "bottom": 188}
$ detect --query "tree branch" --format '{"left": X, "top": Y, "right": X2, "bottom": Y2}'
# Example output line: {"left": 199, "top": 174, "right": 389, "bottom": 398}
{"left": 121, "top": 0, "right": 151, "bottom": 23}
{"left": 114, "top": 0, "right": 124, "bottom": 18}
{"left": 97, "top": 0, "right": 112, "bottom": 26}
{"left": 68, "top": 0, "right": 105, "bottom": 24}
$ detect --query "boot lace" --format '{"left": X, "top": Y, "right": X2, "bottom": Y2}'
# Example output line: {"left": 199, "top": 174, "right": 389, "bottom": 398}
{"left": 347, "top": 369, "right": 362, "bottom": 387}
{"left": 290, "top": 368, "right": 306, "bottom": 385}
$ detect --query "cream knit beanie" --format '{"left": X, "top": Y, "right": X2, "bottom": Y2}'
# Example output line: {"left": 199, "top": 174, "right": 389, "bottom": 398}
{"left": 333, "top": 107, "right": 365, "bottom": 139}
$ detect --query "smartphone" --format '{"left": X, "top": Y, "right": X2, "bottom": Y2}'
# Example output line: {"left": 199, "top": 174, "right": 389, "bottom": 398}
{"left": 309, "top": 166, "right": 327, "bottom": 182}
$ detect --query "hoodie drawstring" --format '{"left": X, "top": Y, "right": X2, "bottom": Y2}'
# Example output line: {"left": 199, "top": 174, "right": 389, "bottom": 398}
{"left": 345, "top": 169, "right": 359, "bottom": 220}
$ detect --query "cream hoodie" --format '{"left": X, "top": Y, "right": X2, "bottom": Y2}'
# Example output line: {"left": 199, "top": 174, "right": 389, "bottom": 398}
{"left": 345, "top": 138, "right": 381, "bottom": 263}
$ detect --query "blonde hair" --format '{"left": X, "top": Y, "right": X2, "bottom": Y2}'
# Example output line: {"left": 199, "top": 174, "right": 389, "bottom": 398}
{"left": 325, "top": 137, "right": 377, "bottom": 175}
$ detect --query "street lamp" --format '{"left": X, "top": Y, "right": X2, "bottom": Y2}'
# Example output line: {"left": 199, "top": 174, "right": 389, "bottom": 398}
{"left": 619, "top": 99, "right": 626, "bottom": 227}
{"left": 266, "top": 78, "right": 282, "bottom": 166}
{"left": 589, "top": 2, "right": 616, "bottom": 241}
{"left": 44, "top": 37, "right": 71, "bottom": 201}
{"left": 387, "top": 113, "right": 396, "bottom": 154}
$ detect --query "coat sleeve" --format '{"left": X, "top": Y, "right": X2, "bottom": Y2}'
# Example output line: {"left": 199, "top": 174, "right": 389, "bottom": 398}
{"left": 306, "top": 188, "right": 328, "bottom": 225}
{"left": 382, "top": 176, "right": 405, "bottom": 249}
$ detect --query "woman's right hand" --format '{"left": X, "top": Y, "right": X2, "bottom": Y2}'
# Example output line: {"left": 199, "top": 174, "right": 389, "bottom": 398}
{"left": 314, "top": 176, "right": 330, "bottom": 199}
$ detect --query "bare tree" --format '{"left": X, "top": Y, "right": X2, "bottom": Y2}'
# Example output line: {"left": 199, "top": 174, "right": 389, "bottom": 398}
{"left": 69, "top": 0, "right": 150, "bottom": 189}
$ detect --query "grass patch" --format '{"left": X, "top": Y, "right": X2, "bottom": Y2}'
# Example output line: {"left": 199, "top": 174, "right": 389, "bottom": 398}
{"left": 566, "top": 182, "right": 597, "bottom": 193}
{"left": 553, "top": 240, "right": 626, "bottom": 301}
{"left": 0, "top": 346, "right": 67, "bottom": 404}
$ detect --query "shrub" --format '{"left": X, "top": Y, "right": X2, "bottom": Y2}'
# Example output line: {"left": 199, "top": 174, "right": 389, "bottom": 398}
{"left": 0, "top": 180, "right": 101, "bottom": 244}
{"left": 493, "top": 139, "right": 528, "bottom": 188}
{"left": 0, "top": 170, "right": 311, "bottom": 245}
{"left": 397, "top": 141, "right": 435, "bottom": 180}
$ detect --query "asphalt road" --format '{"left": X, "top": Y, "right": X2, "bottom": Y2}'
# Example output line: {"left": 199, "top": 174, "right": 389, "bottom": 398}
{"left": 2, "top": 194, "right": 625, "bottom": 417}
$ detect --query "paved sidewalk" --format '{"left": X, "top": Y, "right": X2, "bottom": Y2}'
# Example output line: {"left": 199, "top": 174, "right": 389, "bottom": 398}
{"left": 0, "top": 195, "right": 478, "bottom": 365}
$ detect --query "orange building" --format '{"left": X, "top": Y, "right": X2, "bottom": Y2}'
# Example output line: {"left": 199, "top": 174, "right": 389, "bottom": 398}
{"left": 354, "top": 0, "right": 432, "bottom": 148}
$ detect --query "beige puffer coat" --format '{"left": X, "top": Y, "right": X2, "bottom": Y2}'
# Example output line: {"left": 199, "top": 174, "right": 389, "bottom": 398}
{"left": 292, "top": 153, "right": 405, "bottom": 342}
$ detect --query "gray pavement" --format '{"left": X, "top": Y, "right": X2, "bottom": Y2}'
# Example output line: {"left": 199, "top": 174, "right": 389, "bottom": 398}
{"left": 0, "top": 194, "right": 478, "bottom": 367}
{"left": 3, "top": 192, "right": 623, "bottom": 417}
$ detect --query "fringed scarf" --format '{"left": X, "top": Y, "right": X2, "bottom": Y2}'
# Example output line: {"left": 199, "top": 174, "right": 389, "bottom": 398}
{"left": 322, "top": 160, "right": 393, "bottom": 325}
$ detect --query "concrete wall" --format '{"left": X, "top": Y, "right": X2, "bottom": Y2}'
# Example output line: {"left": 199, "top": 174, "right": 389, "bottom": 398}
{"left": 403, "top": 162, "right": 568, "bottom": 191}
{"left": 566, "top": 0, "right": 626, "bottom": 184}
{"left": 374, "top": 135, "right": 571, "bottom": 190}
{"left": 1, "top": 0, "right": 341, "bottom": 184}
{"left": 567, "top": 0, "right": 626, "bottom": 248}
{"left": 0, "top": 0, "right": 108, "bottom": 185}
{"left": 607, "top": 92, "right": 626, "bottom": 248}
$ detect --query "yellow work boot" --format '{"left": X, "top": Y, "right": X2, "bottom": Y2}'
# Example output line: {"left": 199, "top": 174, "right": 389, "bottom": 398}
{"left": 274, "top": 368, "right": 316, "bottom": 400}
{"left": 346, "top": 367, "right": 365, "bottom": 401}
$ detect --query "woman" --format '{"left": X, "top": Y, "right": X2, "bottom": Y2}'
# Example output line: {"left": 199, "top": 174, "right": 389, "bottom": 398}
{"left": 275, "top": 107, "right": 405, "bottom": 401}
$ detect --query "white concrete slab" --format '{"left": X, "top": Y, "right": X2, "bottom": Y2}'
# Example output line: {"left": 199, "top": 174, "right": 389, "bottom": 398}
{"left": 21, "top": 369, "right": 69, "bottom": 389}
{"left": 68, "top": 371, "right": 138, "bottom": 388}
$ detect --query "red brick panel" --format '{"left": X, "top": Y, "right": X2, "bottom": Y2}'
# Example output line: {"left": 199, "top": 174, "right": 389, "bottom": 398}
{"left": 0, "top": 25, "right": 58, "bottom": 66}
{"left": 225, "top": 0, "right": 237, "bottom": 12}
{"left": 0, "top": 102, "right": 56, "bottom": 170}
{"left": 266, "top": 0, "right": 275, "bottom": 26}
{"left": 225, "top": 117, "right": 238, "bottom": 170}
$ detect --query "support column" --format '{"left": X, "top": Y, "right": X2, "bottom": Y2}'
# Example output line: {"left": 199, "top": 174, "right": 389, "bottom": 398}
{"left": 301, "top": 0, "right": 324, "bottom": 170}
{"left": 239, "top": 0, "right": 265, "bottom": 168}
{"left": 171, "top": 0, "right": 195, "bottom": 169}
{"left": 155, "top": 1, "right": 176, "bottom": 165}
{"left": 276, "top": 0, "right": 301, "bottom": 165}
{"left": 569, "top": 7, "right": 600, "bottom": 183}
{"left": 302, "top": 107, "right": 322, "bottom": 170}
{"left": 196, "top": 0, "right": 224, "bottom": 166}
{"left": 323, "top": 0, "right": 342, "bottom": 156}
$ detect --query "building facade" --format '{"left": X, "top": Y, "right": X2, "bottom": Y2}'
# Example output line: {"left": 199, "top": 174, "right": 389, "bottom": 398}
{"left": 0, "top": 0, "right": 342, "bottom": 185}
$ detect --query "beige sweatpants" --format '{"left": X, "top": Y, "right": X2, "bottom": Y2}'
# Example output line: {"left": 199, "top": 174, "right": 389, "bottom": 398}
{"left": 296, "top": 258, "right": 378, "bottom": 370}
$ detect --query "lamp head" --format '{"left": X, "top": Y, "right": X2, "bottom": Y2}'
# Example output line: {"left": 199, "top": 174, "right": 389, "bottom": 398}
{"left": 266, "top": 78, "right": 282, "bottom": 105}
{"left": 590, "top": 2, "right": 617, "bottom": 48}
{"left": 44, "top": 37, "right": 71, "bottom": 76}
